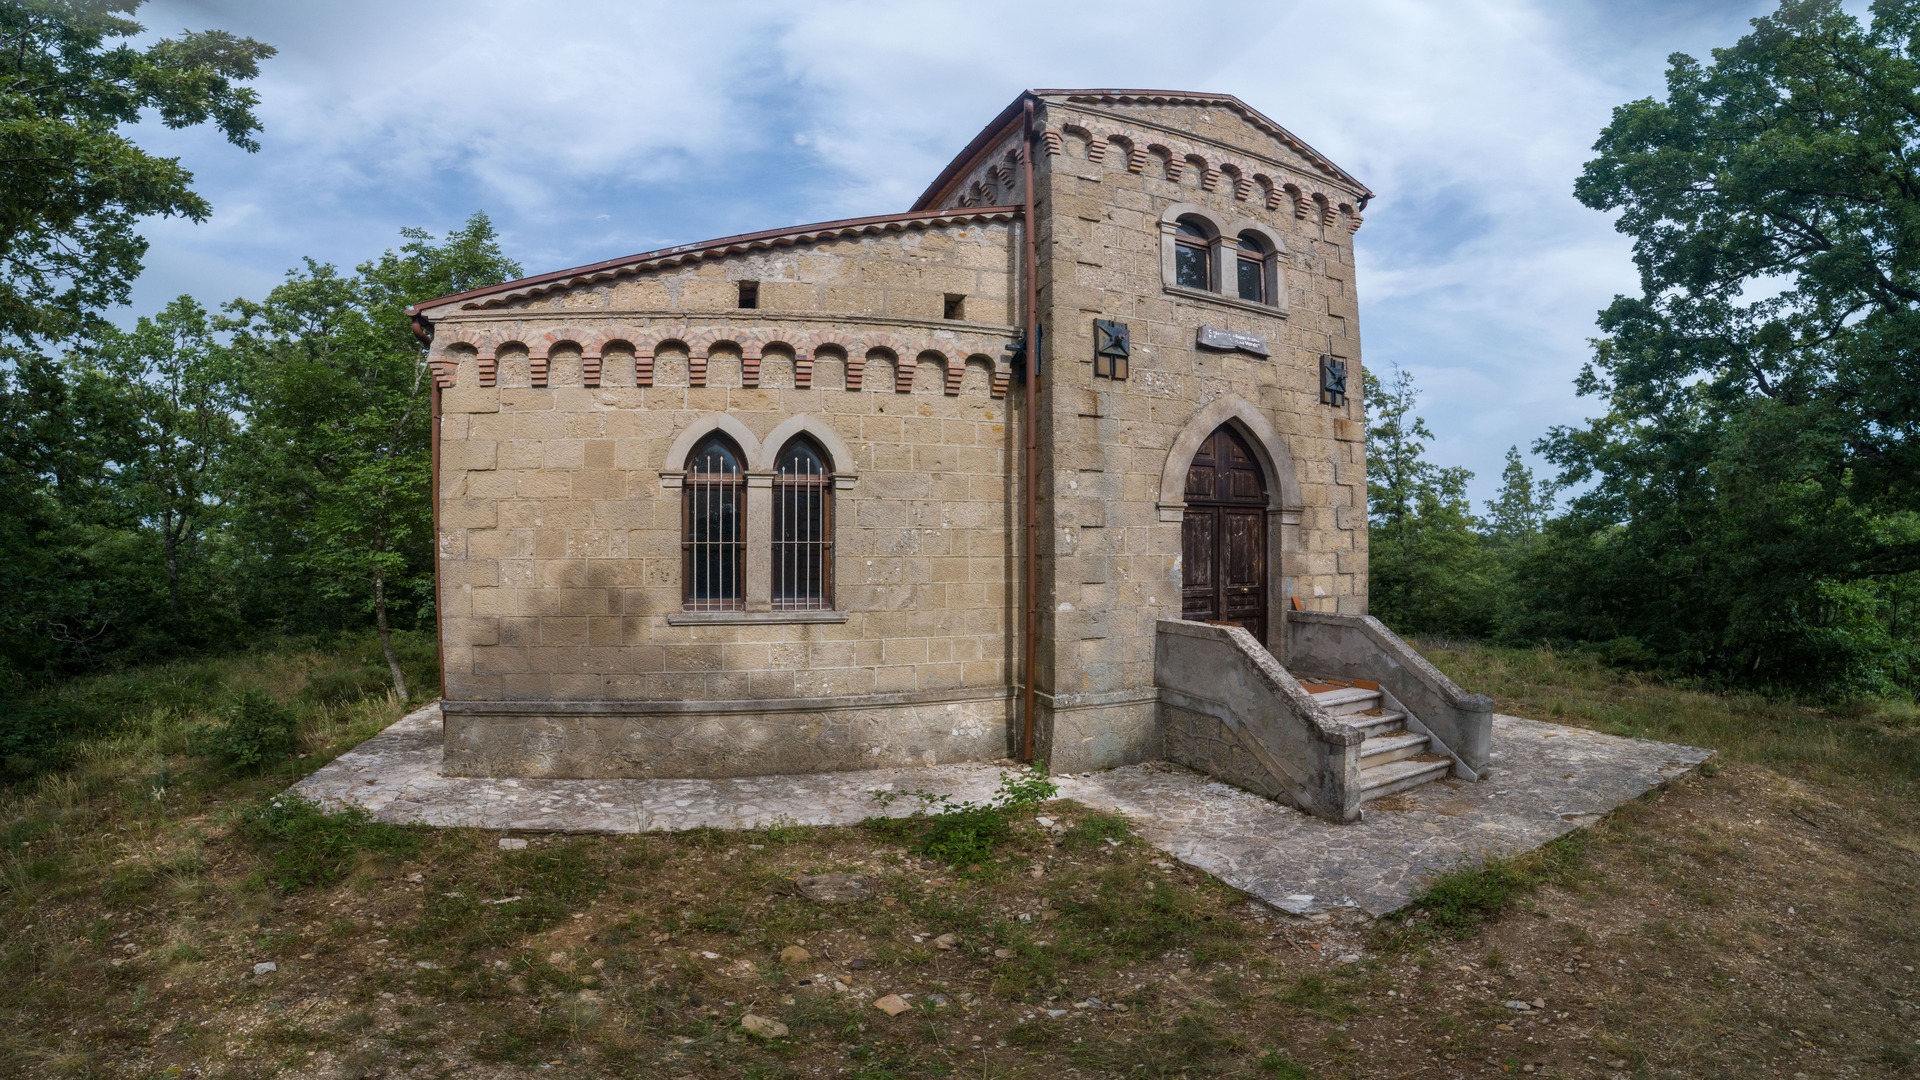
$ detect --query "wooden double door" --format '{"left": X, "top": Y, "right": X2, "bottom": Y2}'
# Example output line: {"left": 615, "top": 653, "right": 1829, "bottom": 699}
{"left": 1181, "top": 424, "right": 1270, "bottom": 643}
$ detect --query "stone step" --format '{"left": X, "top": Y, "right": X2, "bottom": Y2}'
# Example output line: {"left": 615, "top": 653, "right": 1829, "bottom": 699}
{"left": 1360, "top": 730, "right": 1430, "bottom": 767}
{"left": 1348, "top": 710, "right": 1408, "bottom": 737}
{"left": 1309, "top": 686, "right": 1383, "bottom": 716}
{"left": 1359, "top": 756, "right": 1453, "bottom": 802}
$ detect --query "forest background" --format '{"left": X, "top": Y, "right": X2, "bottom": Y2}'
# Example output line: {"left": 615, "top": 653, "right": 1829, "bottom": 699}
{"left": 1, "top": 0, "right": 1915, "bottom": 781}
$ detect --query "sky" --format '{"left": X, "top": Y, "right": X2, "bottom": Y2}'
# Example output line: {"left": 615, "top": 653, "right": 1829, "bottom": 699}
{"left": 127, "top": 0, "right": 1807, "bottom": 506}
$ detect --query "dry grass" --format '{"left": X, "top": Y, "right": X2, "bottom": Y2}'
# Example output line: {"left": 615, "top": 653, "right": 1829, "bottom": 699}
{"left": 1, "top": 641, "right": 1917, "bottom": 1078}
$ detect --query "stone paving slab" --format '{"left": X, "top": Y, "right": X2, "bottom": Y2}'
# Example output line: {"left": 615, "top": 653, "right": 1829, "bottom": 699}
{"left": 293, "top": 705, "right": 1711, "bottom": 916}
{"left": 1055, "top": 715, "right": 1713, "bottom": 915}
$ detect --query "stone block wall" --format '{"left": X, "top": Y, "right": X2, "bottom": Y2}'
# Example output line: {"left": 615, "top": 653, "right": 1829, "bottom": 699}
{"left": 1027, "top": 96, "right": 1371, "bottom": 770}
{"left": 426, "top": 220, "right": 1028, "bottom": 777}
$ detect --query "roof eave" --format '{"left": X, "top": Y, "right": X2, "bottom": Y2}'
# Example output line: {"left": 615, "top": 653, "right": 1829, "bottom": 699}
{"left": 406, "top": 206, "right": 1022, "bottom": 319}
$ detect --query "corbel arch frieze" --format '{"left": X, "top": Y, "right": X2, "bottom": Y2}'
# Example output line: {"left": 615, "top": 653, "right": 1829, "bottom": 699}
{"left": 1157, "top": 395, "right": 1303, "bottom": 522}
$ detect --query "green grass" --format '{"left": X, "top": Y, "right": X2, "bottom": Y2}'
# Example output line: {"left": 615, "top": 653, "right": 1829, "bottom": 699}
{"left": 1418, "top": 639, "right": 1920, "bottom": 795}
{"left": 234, "top": 793, "right": 419, "bottom": 891}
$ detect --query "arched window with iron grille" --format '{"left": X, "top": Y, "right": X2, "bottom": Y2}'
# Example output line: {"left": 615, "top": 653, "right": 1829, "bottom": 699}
{"left": 772, "top": 436, "right": 833, "bottom": 609}
{"left": 682, "top": 434, "right": 745, "bottom": 610}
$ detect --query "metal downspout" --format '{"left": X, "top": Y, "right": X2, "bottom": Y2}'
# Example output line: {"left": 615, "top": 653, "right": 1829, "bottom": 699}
{"left": 1020, "top": 98, "right": 1041, "bottom": 763}
{"left": 416, "top": 313, "right": 448, "bottom": 704}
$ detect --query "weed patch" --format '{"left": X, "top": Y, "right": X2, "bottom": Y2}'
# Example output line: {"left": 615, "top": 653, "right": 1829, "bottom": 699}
{"left": 191, "top": 689, "right": 299, "bottom": 772}
{"left": 234, "top": 793, "right": 418, "bottom": 891}
{"left": 870, "top": 768, "right": 1057, "bottom": 868}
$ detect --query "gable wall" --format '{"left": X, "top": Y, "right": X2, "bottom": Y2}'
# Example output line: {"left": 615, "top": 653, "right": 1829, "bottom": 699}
{"left": 1027, "top": 97, "right": 1370, "bottom": 771}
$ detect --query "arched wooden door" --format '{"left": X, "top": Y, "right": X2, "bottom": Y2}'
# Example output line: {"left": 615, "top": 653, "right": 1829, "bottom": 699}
{"left": 1181, "top": 424, "right": 1269, "bottom": 643}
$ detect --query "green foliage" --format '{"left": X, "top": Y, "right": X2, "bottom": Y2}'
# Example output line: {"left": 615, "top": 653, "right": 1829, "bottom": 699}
{"left": 234, "top": 792, "right": 417, "bottom": 891}
{"left": 1364, "top": 365, "right": 1502, "bottom": 639}
{"left": 1533, "top": 0, "right": 1920, "bottom": 693}
{"left": 0, "top": 0, "right": 273, "bottom": 346}
{"left": 871, "top": 768, "right": 1058, "bottom": 868}
{"left": 191, "top": 688, "right": 297, "bottom": 772}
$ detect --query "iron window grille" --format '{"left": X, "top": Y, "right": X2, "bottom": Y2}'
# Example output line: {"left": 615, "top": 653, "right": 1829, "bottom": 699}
{"left": 682, "top": 435, "right": 745, "bottom": 610}
{"left": 772, "top": 437, "right": 833, "bottom": 609}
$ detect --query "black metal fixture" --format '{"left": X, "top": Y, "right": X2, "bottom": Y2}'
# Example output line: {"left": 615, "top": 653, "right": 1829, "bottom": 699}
{"left": 1093, "top": 319, "right": 1130, "bottom": 379}
{"left": 1320, "top": 353, "right": 1348, "bottom": 407}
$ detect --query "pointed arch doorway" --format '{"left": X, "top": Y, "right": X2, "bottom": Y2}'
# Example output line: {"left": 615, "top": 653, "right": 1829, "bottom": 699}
{"left": 1181, "top": 424, "right": 1270, "bottom": 643}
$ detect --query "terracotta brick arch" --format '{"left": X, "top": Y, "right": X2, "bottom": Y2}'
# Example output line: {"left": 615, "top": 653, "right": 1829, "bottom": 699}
{"left": 433, "top": 329, "right": 488, "bottom": 388}
{"left": 1281, "top": 183, "right": 1311, "bottom": 221}
{"left": 489, "top": 338, "right": 528, "bottom": 388}
{"left": 748, "top": 337, "right": 800, "bottom": 388}
{"left": 806, "top": 340, "right": 848, "bottom": 390}
{"left": 1338, "top": 202, "right": 1363, "bottom": 233}
{"left": 907, "top": 349, "right": 945, "bottom": 394}
{"left": 1145, "top": 143, "right": 1176, "bottom": 181}
{"left": 1040, "top": 129, "right": 1064, "bottom": 157}
{"left": 1312, "top": 191, "right": 1335, "bottom": 227}
{"left": 960, "top": 353, "right": 996, "bottom": 396}
{"left": 1252, "top": 174, "right": 1283, "bottom": 212}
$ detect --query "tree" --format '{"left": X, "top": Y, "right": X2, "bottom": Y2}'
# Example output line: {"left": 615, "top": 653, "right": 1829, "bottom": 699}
{"left": 229, "top": 215, "right": 521, "bottom": 697}
{"left": 1364, "top": 365, "right": 1499, "bottom": 638}
{"left": 0, "top": 0, "right": 273, "bottom": 346}
{"left": 80, "top": 297, "right": 238, "bottom": 627}
{"left": 1484, "top": 446, "right": 1555, "bottom": 542}
{"left": 1549, "top": 0, "right": 1920, "bottom": 690}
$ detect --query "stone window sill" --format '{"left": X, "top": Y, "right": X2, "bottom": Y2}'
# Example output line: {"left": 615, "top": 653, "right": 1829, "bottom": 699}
{"left": 1164, "top": 283, "right": 1288, "bottom": 320}
{"left": 666, "top": 610, "right": 849, "bottom": 626}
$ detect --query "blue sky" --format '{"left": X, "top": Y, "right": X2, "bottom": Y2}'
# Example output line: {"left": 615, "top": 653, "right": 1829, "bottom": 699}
{"left": 130, "top": 0, "right": 1802, "bottom": 506}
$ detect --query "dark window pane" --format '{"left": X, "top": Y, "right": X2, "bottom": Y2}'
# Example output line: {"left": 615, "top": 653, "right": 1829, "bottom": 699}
{"left": 1176, "top": 217, "right": 1209, "bottom": 239}
{"left": 684, "top": 435, "right": 744, "bottom": 609}
{"left": 773, "top": 437, "right": 832, "bottom": 609}
{"left": 1238, "top": 255, "right": 1265, "bottom": 302}
{"left": 1176, "top": 242, "right": 1210, "bottom": 290}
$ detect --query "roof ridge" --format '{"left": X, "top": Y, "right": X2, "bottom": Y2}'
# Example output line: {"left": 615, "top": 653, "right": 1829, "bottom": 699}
{"left": 912, "top": 89, "right": 1369, "bottom": 211}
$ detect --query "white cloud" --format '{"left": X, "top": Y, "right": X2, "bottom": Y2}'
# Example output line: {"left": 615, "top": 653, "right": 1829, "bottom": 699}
{"left": 129, "top": 0, "right": 1786, "bottom": 502}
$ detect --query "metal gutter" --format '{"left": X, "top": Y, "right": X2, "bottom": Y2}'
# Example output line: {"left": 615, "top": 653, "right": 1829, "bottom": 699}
{"left": 1019, "top": 98, "right": 1041, "bottom": 764}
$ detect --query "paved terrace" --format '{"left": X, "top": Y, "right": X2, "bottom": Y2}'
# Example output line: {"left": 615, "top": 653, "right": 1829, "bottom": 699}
{"left": 294, "top": 706, "right": 1711, "bottom": 916}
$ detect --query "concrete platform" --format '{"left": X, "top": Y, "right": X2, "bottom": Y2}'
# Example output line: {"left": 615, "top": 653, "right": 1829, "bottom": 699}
{"left": 293, "top": 705, "right": 1711, "bottom": 916}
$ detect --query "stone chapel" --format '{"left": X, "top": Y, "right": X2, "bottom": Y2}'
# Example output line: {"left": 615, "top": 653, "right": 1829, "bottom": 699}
{"left": 407, "top": 89, "right": 1493, "bottom": 823}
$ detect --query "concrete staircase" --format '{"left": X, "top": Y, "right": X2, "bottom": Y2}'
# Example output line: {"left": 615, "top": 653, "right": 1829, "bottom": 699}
{"left": 1305, "top": 680, "right": 1452, "bottom": 803}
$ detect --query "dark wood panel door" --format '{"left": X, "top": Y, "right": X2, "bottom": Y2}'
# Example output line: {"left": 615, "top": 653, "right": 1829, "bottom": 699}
{"left": 1180, "top": 425, "right": 1269, "bottom": 643}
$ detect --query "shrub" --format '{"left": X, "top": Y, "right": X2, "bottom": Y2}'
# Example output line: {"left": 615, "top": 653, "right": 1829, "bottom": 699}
{"left": 873, "top": 768, "right": 1058, "bottom": 868}
{"left": 193, "top": 689, "right": 299, "bottom": 772}
{"left": 235, "top": 793, "right": 417, "bottom": 890}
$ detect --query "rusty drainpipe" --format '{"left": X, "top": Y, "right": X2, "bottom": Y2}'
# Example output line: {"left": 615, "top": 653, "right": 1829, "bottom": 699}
{"left": 413, "top": 312, "right": 448, "bottom": 703}
{"left": 1019, "top": 97, "right": 1041, "bottom": 763}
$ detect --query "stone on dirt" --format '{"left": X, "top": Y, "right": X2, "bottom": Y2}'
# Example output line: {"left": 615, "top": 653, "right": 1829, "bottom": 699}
{"left": 795, "top": 873, "right": 872, "bottom": 903}
{"left": 740, "top": 1014, "right": 789, "bottom": 1039}
{"left": 872, "top": 994, "right": 912, "bottom": 1016}
{"left": 251, "top": 961, "right": 276, "bottom": 976}
{"left": 498, "top": 837, "right": 528, "bottom": 850}
{"left": 778, "top": 945, "right": 811, "bottom": 964}
{"left": 933, "top": 933, "right": 958, "bottom": 950}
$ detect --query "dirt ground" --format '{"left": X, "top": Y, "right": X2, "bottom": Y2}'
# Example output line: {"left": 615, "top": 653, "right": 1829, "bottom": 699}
{"left": 5, "top": 752, "right": 1918, "bottom": 1079}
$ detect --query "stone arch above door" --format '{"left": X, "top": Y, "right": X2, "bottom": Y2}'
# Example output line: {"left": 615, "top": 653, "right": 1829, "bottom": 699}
{"left": 1157, "top": 396, "right": 1303, "bottom": 523}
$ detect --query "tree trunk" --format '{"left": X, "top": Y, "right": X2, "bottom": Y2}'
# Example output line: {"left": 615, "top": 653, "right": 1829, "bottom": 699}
{"left": 163, "top": 509, "right": 182, "bottom": 623}
{"left": 373, "top": 568, "right": 410, "bottom": 700}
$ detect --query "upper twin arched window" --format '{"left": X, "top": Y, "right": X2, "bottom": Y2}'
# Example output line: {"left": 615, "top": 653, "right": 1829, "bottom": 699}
{"left": 1168, "top": 214, "right": 1280, "bottom": 308}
